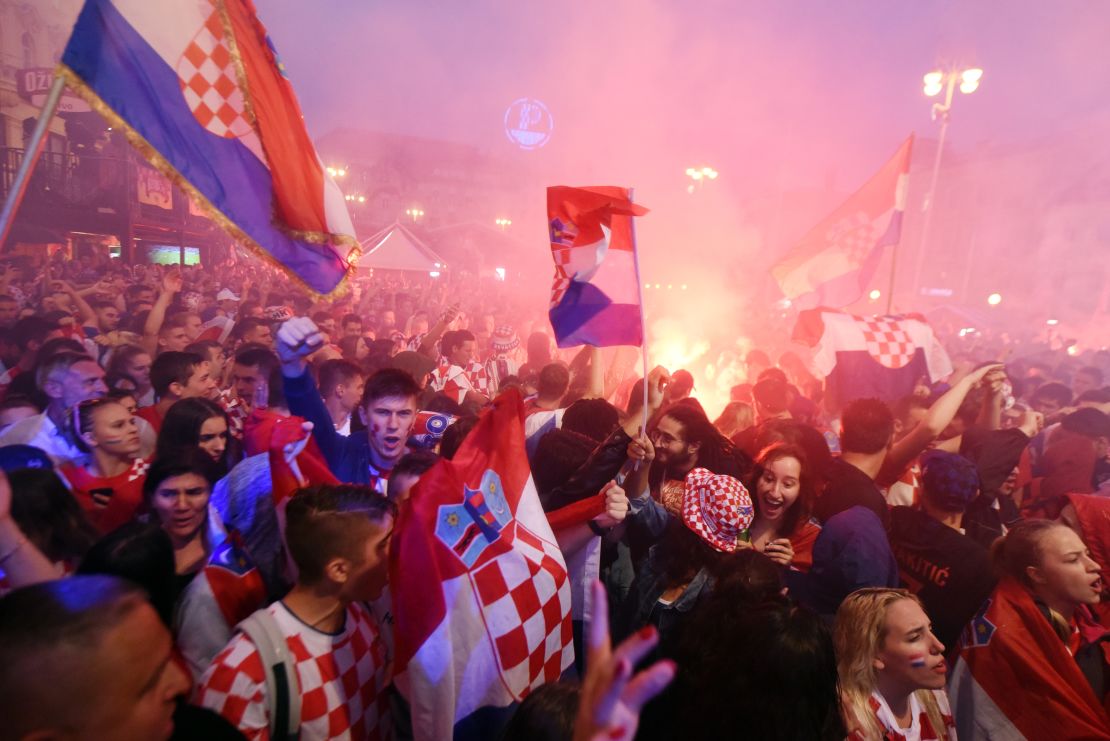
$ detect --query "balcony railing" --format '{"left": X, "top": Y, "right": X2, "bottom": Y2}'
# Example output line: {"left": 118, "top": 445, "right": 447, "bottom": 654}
{"left": 1, "top": 147, "right": 130, "bottom": 212}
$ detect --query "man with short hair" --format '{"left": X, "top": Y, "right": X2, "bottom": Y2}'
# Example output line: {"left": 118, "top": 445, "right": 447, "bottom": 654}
{"left": 0, "top": 351, "right": 119, "bottom": 462}
{"left": 665, "top": 369, "right": 696, "bottom": 404}
{"left": 224, "top": 346, "right": 285, "bottom": 438}
{"left": 198, "top": 485, "right": 394, "bottom": 740}
{"left": 523, "top": 362, "right": 571, "bottom": 458}
{"left": 0, "top": 576, "right": 192, "bottom": 740}
{"left": 157, "top": 313, "right": 193, "bottom": 354}
{"left": 813, "top": 397, "right": 893, "bottom": 525}
{"left": 751, "top": 377, "right": 792, "bottom": 424}
{"left": 887, "top": 450, "right": 996, "bottom": 649}
{"left": 0, "top": 316, "right": 60, "bottom": 392}
{"left": 429, "top": 329, "right": 489, "bottom": 406}
{"left": 89, "top": 299, "right": 122, "bottom": 333}
{"left": 1073, "top": 366, "right": 1105, "bottom": 399}
{"left": 311, "top": 311, "right": 336, "bottom": 340}
{"left": 318, "top": 359, "right": 365, "bottom": 436}
{"left": 185, "top": 339, "right": 226, "bottom": 397}
{"left": 1029, "top": 381, "right": 1073, "bottom": 418}
{"left": 136, "top": 351, "right": 216, "bottom": 433}
{"left": 341, "top": 314, "right": 363, "bottom": 341}
{"left": 231, "top": 317, "right": 274, "bottom": 349}
{"left": 279, "top": 317, "right": 420, "bottom": 491}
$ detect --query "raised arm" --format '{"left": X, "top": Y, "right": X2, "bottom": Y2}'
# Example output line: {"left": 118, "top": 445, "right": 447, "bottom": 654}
{"left": 883, "top": 364, "right": 1004, "bottom": 478}
{"left": 141, "top": 271, "right": 182, "bottom": 354}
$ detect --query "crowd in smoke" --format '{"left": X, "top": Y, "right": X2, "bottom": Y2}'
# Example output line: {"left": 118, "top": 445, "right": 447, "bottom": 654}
{"left": 0, "top": 242, "right": 1105, "bottom": 739}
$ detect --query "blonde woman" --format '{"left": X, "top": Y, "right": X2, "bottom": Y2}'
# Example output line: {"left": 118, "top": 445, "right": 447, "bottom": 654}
{"left": 948, "top": 519, "right": 1109, "bottom": 739}
{"left": 835, "top": 588, "right": 955, "bottom": 741}
{"left": 712, "top": 401, "right": 754, "bottom": 439}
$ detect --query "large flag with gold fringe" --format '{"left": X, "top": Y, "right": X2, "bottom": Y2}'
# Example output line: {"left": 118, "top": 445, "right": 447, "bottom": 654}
{"left": 59, "top": 0, "right": 358, "bottom": 296}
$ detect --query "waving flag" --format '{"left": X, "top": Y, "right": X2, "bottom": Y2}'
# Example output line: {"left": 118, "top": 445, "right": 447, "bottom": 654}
{"left": 547, "top": 186, "right": 647, "bottom": 348}
{"left": 391, "top": 388, "right": 573, "bottom": 740}
{"left": 793, "top": 307, "right": 951, "bottom": 410}
{"left": 772, "top": 135, "right": 913, "bottom": 308}
{"left": 59, "top": 0, "right": 357, "bottom": 296}
{"left": 949, "top": 578, "right": 1110, "bottom": 739}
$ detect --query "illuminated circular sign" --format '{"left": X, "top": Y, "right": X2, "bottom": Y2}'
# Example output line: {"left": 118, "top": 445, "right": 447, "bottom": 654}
{"left": 504, "top": 98, "right": 553, "bottom": 150}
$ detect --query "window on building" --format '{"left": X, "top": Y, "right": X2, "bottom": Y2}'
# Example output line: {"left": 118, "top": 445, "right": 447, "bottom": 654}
{"left": 21, "top": 32, "right": 37, "bottom": 69}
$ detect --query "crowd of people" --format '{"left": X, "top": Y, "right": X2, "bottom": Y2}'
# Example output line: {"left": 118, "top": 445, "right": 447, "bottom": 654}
{"left": 0, "top": 246, "right": 1108, "bottom": 740}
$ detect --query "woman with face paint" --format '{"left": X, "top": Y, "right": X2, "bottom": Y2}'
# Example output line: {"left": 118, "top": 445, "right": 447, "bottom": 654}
{"left": 948, "top": 519, "right": 1110, "bottom": 738}
{"left": 835, "top": 588, "right": 955, "bottom": 741}
{"left": 744, "top": 442, "right": 822, "bottom": 571}
{"left": 141, "top": 455, "right": 265, "bottom": 681}
{"left": 60, "top": 398, "right": 148, "bottom": 534}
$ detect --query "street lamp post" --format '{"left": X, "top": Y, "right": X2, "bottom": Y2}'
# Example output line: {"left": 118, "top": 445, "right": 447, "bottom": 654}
{"left": 684, "top": 166, "right": 719, "bottom": 193}
{"left": 910, "top": 68, "right": 982, "bottom": 299}
{"left": 406, "top": 208, "right": 425, "bottom": 223}
{"left": 494, "top": 217, "right": 512, "bottom": 231}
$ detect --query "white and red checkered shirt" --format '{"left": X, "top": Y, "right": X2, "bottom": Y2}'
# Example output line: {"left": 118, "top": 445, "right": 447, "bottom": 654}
{"left": 218, "top": 388, "right": 249, "bottom": 440}
{"left": 464, "top": 360, "right": 491, "bottom": 397}
{"left": 196, "top": 601, "right": 391, "bottom": 741}
{"left": 428, "top": 362, "right": 474, "bottom": 405}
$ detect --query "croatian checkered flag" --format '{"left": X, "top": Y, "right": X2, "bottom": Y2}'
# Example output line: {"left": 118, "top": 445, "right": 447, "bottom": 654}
{"left": 390, "top": 388, "right": 573, "bottom": 740}
{"left": 793, "top": 308, "right": 952, "bottom": 410}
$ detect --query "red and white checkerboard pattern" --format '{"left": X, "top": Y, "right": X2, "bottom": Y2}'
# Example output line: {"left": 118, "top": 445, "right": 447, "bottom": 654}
{"left": 465, "top": 360, "right": 492, "bottom": 397}
{"left": 857, "top": 317, "right": 916, "bottom": 369}
{"left": 550, "top": 248, "right": 573, "bottom": 307}
{"left": 471, "top": 522, "right": 573, "bottom": 700}
{"left": 127, "top": 457, "right": 150, "bottom": 482}
{"left": 197, "top": 602, "right": 391, "bottom": 741}
{"left": 177, "top": 9, "right": 252, "bottom": 139}
{"left": 825, "top": 211, "right": 882, "bottom": 264}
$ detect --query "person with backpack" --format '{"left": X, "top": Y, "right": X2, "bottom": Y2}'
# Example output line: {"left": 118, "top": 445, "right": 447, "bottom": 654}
{"left": 197, "top": 484, "right": 395, "bottom": 740}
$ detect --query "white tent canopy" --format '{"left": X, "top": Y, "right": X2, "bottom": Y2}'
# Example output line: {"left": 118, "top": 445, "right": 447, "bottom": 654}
{"left": 357, "top": 222, "right": 447, "bottom": 272}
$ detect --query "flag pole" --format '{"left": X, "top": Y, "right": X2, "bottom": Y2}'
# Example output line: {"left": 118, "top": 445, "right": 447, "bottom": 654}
{"left": 628, "top": 188, "right": 650, "bottom": 435}
{"left": 885, "top": 236, "right": 898, "bottom": 315}
{"left": 0, "top": 75, "right": 66, "bottom": 252}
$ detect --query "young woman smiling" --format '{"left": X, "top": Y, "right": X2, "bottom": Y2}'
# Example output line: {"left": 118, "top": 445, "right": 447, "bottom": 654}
{"left": 744, "top": 443, "right": 821, "bottom": 571}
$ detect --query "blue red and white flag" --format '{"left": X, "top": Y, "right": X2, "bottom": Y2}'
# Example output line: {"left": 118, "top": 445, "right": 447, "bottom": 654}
{"left": 948, "top": 578, "right": 1110, "bottom": 739}
{"left": 59, "top": 0, "right": 357, "bottom": 296}
{"left": 546, "top": 186, "right": 647, "bottom": 348}
{"left": 391, "top": 388, "right": 574, "bottom": 739}
{"left": 793, "top": 307, "right": 951, "bottom": 410}
{"left": 772, "top": 135, "right": 913, "bottom": 308}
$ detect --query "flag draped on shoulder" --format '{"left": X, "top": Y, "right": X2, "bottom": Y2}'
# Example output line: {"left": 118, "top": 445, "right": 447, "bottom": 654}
{"left": 793, "top": 307, "right": 951, "bottom": 409}
{"left": 390, "top": 388, "right": 574, "bottom": 740}
{"left": 948, "top": 578, "right": 1110, "bottom": 739}
{"left": 772, "top": 135, "right": 913, "bottom": 308}
{"left": 546, "top": 186, "right": 647, "bottom": 348}
{"left": 59, "top": 0, "right": 358, "bottom": 297}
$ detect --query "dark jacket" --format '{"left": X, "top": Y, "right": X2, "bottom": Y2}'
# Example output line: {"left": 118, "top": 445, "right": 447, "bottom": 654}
{"left": 619, "top": 543, "right": 713, "bottom": 650}
{"left": 283, "top": 370, "right": 375, "bottom": 485}
{"left": 541, "top": 427, "right": 633, "bottom": 511}
{"left": 814, "top": 457, "right": 889, "bottom": 527}
{"left": 888, "top": 506, "right": 997, "bottom": 650}
{"left": 784, "top": 506, "right": 899, "bottom": 619}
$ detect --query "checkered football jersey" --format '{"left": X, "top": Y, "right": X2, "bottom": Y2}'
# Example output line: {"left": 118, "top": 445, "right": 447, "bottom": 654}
{"left": 429, "top": 362, "right": 474, "bottom": 405}
{"left": 197, "top": 601, "right": 391, "bottom": 741}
